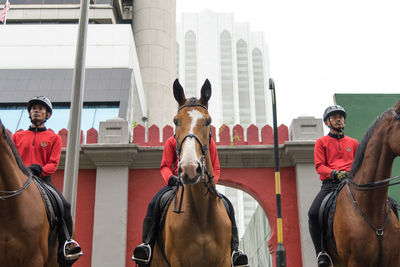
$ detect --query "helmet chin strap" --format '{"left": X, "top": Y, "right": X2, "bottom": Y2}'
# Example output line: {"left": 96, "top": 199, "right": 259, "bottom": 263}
{"left": 328, "top": 118, "right": 344, "bottom": 134}
{"left": 29, "top": 116, "right": 47, "bottom": 128}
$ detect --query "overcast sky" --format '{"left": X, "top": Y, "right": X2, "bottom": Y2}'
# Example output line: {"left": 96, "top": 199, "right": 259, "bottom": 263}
{"left": 177, "top": 0, "right": 400, "bottom": 127}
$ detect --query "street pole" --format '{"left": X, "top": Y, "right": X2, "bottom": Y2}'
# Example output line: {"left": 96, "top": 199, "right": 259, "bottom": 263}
{"left": 269, "top": 78, "right": 287, "bottom": 267}
{"left": 63, "top": 0, "right": 90, "bottom": 220}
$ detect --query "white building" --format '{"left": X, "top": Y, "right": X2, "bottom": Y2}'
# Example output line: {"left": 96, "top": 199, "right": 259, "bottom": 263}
{"left": 176, "top": 9, "right": 272, "bottom": 130}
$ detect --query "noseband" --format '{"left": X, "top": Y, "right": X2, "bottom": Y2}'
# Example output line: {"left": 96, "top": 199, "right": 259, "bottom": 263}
{"left": 173, "top": 103, "right": 220, "bottom": 213}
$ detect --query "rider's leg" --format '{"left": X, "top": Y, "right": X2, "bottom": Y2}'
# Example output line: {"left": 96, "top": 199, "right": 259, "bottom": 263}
{"left": 42, "top": 176, "right": 82, "bottom": 266}
{"left": 132, "top": 185, "right": 172, "bottom": 264}
{"left": 220, "top": 194, "right": 248, "bottom": 267}
{"left": 308, "top": 180, "right": 337, "bottom": 267}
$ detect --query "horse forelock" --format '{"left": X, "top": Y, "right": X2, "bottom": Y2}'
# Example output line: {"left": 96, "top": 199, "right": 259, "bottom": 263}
{"left": 349, "top": 108, "right": 393, "bottom": 179}
{"left": 0, "top": 120, "right": 30, "bottom": 176}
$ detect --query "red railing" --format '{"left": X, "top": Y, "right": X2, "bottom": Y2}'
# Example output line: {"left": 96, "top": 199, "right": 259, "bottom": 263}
{"left": 7, "top": 124, "right": 289, "bottom": 147}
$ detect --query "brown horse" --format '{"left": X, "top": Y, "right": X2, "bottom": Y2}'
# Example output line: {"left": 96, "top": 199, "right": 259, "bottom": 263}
{"left": 0, "top": 120, "right": 58, "bottom": 267}
{"left": 331, "top": 101, "right": 400, "bottom": 266}
{"left": 150, "top": 79, "right": 232, "bottom": 267}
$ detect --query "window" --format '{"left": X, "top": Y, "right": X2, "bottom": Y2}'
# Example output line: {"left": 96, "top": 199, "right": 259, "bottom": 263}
{"left": 236, "top": 40, "right": 251, "bottom": 125}
{"left": 0, "top": 103, "right": 119, "bottom": 134}
{"left": 184, "top": 31, "right": 197, "bottom": 97}
{"left": 252, "top": 48, "right": 266, "bottom": 125}
{"left": 220, "top": 31, "right": 235, "bottom": 125}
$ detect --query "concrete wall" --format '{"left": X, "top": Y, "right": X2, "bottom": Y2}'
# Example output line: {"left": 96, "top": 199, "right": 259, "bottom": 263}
{"left": 289, "top": 116, "right": 324, "bottom": 267}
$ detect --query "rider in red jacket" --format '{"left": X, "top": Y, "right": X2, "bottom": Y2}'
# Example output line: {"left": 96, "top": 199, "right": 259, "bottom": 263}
{"left": 160, "top": 135, "right": 220, "bottom": 184}
{"left": 12, "top": 126, "right": 62, "bottom": 178}
{"left": 308, "top": 105, "right": 358, "bottom": 267}
{"left": 133, "top": 135, "right": 248, "bottom": 267}
{"left": 12, "top": 96, "right": 82, "bottom": 266}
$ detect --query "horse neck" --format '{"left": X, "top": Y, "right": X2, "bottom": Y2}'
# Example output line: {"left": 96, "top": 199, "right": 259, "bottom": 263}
{"left": 183, "top": 152, "right": 218, "bottom": 223}
{"left": 352, "top": 126, "right": 395, "bottom": 220}
{"left": 0, "top": 133, "right": 25, "bottom": 191}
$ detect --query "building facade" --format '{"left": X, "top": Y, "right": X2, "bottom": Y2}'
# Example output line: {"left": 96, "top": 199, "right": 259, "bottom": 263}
{"left": 177, "top": 9, "right": 272, "bottom": 130}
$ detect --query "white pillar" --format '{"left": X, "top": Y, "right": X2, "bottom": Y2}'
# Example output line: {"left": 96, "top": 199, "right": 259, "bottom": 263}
{"left": 132, "top": 0, "right": 177, "bottom": 127}
{"left": 290, "top": 116, "right": 324, "bottom": 267}
{"left": 91, "top": 118, "right": 130, "bottom": 267}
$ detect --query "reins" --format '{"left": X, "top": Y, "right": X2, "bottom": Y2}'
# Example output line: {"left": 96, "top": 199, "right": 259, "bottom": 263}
{"left": 347, "top": 175, "right": 400, "bottom": 191}
{"left": 0, "top": 173, "right": 33, "bottom": 200}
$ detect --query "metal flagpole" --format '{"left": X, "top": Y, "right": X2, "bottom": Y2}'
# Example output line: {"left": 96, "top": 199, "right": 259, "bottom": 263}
{"left": 269, "top": 78, "right": 287, "bottom": 267}
{"left": 63, "top": 0, "right": 90, "bottom": 220}
{"left": 1, "top": 0, "right": 10, "bottom": 25}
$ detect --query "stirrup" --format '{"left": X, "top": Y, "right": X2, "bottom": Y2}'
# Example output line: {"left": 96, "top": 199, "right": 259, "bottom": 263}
{"left": 317, "top": 251, "right": 333, "bottom": 267}
{"left": 132, "top": 243, "right": 152, "bottom": 264}
{"left": 231, "top": 249, "right": 249, "bottom": 267}
{"left": 63, "top": 239, "right": 83, "bottom": 261}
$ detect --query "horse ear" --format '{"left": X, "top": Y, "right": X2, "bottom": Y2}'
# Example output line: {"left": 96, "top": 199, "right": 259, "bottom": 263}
{"left": 200, "top": 79, "right": 212, "bottom": 105}
{"left": 395, "top": 100, "right": 400, "bottom": 114}
{"left": 173, "top": 79, "right": 186, "bottom": 106}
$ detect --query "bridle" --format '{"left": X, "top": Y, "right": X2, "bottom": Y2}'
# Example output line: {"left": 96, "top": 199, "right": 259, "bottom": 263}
{"left": 0, "top": 172, "right": 33, "bottom": 200}
{"left": 344, "top": 107, "right": 400, "bottom": 266}
{"left": 173, "top": 103, "right": 220, "bottom": 213}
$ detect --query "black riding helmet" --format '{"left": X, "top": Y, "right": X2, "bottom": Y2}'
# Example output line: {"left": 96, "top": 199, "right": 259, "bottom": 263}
{"left": 27, "top": 96, "right": 53, "bottom": 118}
{"left": 323, "top": 105, "right": 346, "bottom": 122}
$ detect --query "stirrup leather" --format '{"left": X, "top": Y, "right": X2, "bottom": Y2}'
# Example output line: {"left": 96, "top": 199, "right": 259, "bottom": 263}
{"left": 317, "top": 251, "right": 333, "bottom": 267}
{"left": 132, "top": 243, "right": 152, "bottom": 264}
{"left": 63, "top": 239, "right": 83, "bottom": 261}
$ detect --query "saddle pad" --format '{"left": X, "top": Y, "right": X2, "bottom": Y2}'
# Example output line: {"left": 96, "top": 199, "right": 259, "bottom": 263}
{"left": 319, "top": 181, "right": 346, "bottom": 253}
{"left": 33, "top": 177, "right": 60, "bottom": 231}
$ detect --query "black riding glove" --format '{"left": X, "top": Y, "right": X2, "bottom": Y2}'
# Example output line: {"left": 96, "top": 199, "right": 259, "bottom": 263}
{"left": 331, "top": 170, "right": 348, "bottom": 182}
{"left": 29, "top": 164, "right": 43, "bottom": 177}
{"left": 168, "top": 175, "right": 179, "bottom": 187}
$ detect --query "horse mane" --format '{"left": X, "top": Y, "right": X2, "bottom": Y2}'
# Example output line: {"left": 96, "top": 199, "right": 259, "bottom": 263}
{"left": 348, "top": 108, "right": 392, "bottom": 179}
{"left": 0, "top": 120, "right": 30, "bottom": 176}
{"left": 187, "top": 97, "right": 198, "bottom": 105}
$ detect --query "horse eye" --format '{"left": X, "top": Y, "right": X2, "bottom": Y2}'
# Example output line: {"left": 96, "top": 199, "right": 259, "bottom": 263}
{"left": 205, "top": 118, "right": 211, "bottom": 126}
{"left": 173, "top": 119, "right": 178, "bottom": 126}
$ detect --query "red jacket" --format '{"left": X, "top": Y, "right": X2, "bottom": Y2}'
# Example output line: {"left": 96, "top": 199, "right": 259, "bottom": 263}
{"left": 160, "top": 136, "right": 220, "bottom": 184}
{"left": 12, "top": 127, "right": 62, "bottom": 178}
{"left": 314, "top": 133, "right": 359, "bottom": 181}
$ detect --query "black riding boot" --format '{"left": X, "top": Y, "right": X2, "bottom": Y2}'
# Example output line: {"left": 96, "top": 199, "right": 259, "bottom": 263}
{"left": 221, "top": 194, "right": 248, "bottom": 267}
{"left": 230, "top": 226, "right": 248, "bottom": 267}
{"left": 309, "top": 220, "right": 330, "bottom": 267}
{"left": 132, "top": 217, "right": 156, "bottom": 266}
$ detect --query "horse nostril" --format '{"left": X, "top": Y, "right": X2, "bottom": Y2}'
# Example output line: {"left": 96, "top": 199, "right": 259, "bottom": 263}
{"left": 196, "top": 164, "right": 202, "bottom": 174}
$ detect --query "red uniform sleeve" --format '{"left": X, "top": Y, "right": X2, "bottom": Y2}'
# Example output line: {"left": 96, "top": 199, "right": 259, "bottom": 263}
{"left": 160, "top": 137, "right": 177, "bottom": 184}
{"left": 41, "top": 134, "right": 62, "bottom": 177}
{"left": 209, "top": 139, "right": 220, "bottom": 183}
{"left": 314, "top": 138, "right": 332, "bottom": 180}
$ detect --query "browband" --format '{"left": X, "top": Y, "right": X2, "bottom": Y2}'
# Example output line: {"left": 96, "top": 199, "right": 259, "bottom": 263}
{"left": 177, "top": 103, "right": 208, "bottom": 112}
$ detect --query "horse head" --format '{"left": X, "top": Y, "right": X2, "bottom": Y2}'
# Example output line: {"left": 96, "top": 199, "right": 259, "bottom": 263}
{"left": 173, "top": 79, "right": 212, "bottom": 185}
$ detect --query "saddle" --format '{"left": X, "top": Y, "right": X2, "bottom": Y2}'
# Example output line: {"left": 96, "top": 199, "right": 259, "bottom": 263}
{"left": 318, "top": 181, "right": 400, "bottom": 255}
{"left": 318, "top": 181, "right": 346, "bottom": 254}
{"left": 33, "top": 176, "right": 64, "bottom": 242}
